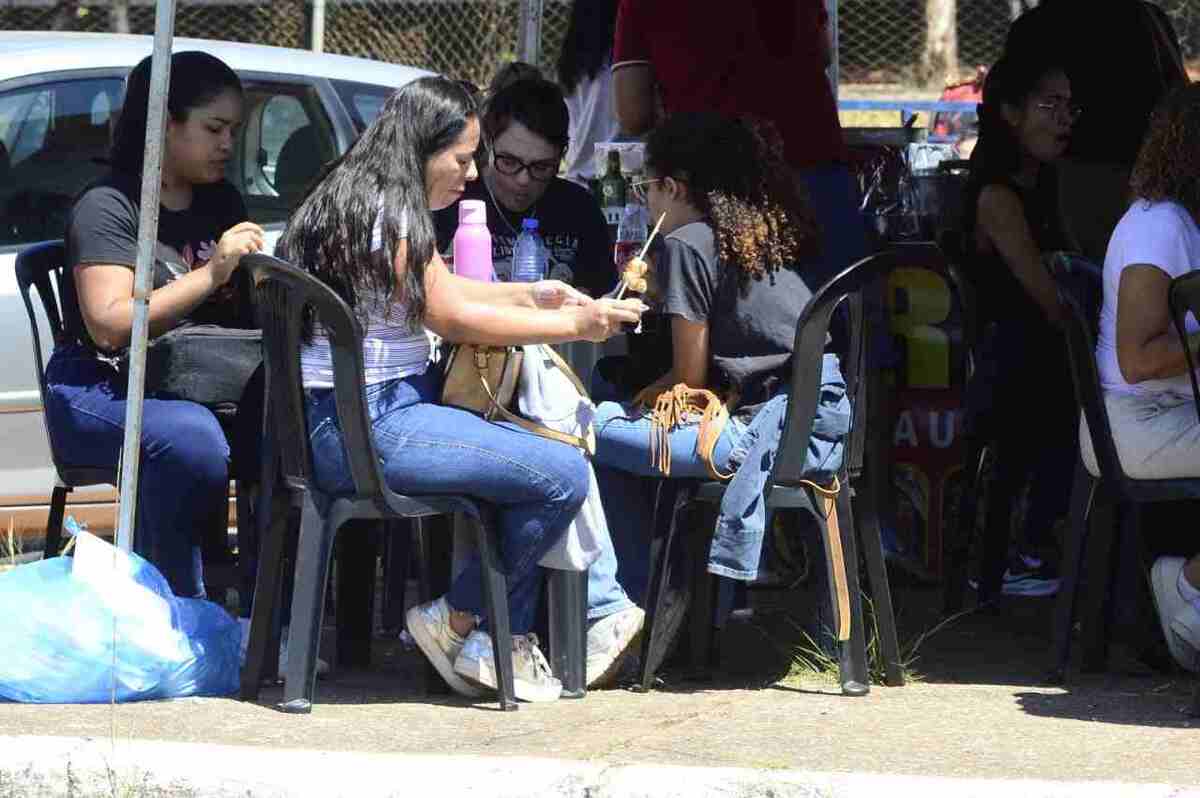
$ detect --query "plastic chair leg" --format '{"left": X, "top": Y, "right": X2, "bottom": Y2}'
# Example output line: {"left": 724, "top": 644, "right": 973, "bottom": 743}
{"left": 851, "top": 481, "right": 904, "bottom": 686}
{"left": 1047, "top": 462, "right": 1094, "bottom": 684}
{"left": 944, "top": 442, "right": 987, "bottom": 614}
{"left": 475, "top": 513, "right": 518, "bottom": 711}
{"left": 43, "top": 485, "right": 68, "bottom": 559}
{"left": 414, "top": 516, "right": 452, "bottom": 696}
{"left": 835, "top": 486, "right": 869, "bottom": 696}
{"left": 280, "top": 492, "right": 337, "bottom": 714}
{"left": 686, "top": 516, "right": 719, "bottom": 678}
{"left": 636, "top": 479, "right": 685, "bottom": 692}
{"left": 548, "top": 568, "right": 588, "bottom": 698}
{"left": 381, "top": 521, "right": 410, "bottom": 634}
{"left": 1079, "top": 499, "right": 1120, "bottom": 672}
{"left": 240, "top": 486, "right": 289, "bottom": 701}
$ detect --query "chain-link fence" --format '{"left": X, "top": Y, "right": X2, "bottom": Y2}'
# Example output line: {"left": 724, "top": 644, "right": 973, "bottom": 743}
{"left": 0, "top": 0, "right": 571, "bottom": 89}
{"left": 3, "top": 0, "right": 1198, "bottom": 92}
{"left": 839, "top": 0, "right": 1200, "bottom": 88}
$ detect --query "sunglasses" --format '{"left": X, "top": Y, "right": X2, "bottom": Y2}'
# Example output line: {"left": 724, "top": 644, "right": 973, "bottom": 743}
{"left": 492, "top": 151, "right": 559, "bottom": 182}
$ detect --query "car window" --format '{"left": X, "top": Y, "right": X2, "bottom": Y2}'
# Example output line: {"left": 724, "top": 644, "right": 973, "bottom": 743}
{"left": 236, "top": 82, "right": 337, "bottom": 225}
{"left": 331, "top": 80, "right": 394, "bottom": 131}
{"left": 0, "top": 77, "right": 123, "bottom": 247}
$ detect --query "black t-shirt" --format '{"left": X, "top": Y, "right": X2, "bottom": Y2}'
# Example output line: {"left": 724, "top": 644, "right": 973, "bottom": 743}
{"left": 434, "top": 177, "right": 614, "bottom": 298}
{"left": 657, "top": 221, "right": 816, "bottom": 420}
{"left": 63, "top": 171, "right": 252, "bottom": 351}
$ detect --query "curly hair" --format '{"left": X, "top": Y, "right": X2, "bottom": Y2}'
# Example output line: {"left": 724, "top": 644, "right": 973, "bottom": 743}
{"left": 644, "top": 113, "right": 820, "bottom": 287}
{"left": 1130, "top": 83, "right": 1200, "bottom": 216}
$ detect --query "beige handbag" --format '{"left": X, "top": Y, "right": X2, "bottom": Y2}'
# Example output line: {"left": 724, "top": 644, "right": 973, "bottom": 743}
{"left": 440, "top": 343, "right": 593, "bottom": 454}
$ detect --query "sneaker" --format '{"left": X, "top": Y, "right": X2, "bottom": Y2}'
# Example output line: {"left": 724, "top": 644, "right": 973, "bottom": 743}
{"left": 1001, "top": 553, "right": 1061, "bottom": 597}
{"left": 239, "top": 618, "right": 330, "bottom": 679}
{"left": 586, "top": 606, "right": 645, "bottom": 688}
{"left": 454, "top": 631, "right": 562, "bottom": 703}
{"left": 1151, "top": 557, "right": 1200, "bottom": 673}
{"left": 406, "top": 598, "right": 486, "bottom": 699}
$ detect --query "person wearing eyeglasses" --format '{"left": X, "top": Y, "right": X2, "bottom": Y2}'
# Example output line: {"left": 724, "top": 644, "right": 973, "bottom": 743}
{"left": 961, "top": 51, "right": 1079, "bottom": 599}
{"left": 434, "top": 77, "right": 613, "bottom": 298}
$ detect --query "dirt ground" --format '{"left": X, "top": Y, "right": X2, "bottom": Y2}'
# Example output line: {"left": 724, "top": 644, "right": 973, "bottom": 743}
{"left": 3, "top": 573, "right": 1198, "bottom": 787}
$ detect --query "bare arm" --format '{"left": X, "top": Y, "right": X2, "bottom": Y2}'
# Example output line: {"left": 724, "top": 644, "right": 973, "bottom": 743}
{"left": 613, "top": 64, "right": 656, "bottom": 138}
{"left": 407, "top": 248, "right": 644, "bottom": 345}
{"left": 75, "top": 221, "right": 264, "bottom": 352}
{"left": 976, "top": 184, "right": 1063, "bottom": 323}
{"left": 1115, "top": 264, "right": 1197, "bottom": 383}
{"left": 446, "top": 266, "right": 591, "bottom": 310}
{"left": 633, "top": 315, "right": 710, "bottom": 402}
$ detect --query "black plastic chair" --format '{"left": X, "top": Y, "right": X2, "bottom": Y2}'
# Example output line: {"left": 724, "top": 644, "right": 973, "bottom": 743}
{"left": 634, "top": 252, "right": 907, "bottom": 695}
{"left": 1047, "top": 261, "right": 1200, "bottom": 684}
{"left": 239, "top": 253, "right": 586, "bottom": 712}
{"left": 14, "top": 239, "right": 118, "bottom": 557}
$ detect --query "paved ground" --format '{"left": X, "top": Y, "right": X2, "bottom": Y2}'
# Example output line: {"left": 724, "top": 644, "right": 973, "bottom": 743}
{"left": 2, "top": 579, "right": 1199, "bottom": 794}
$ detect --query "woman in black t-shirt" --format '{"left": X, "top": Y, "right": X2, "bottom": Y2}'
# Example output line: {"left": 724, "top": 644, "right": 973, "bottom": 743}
{"left": 587, "top": 114, "right": 845, "bottom": 654}
{"left": 44, "top": 52, "right": 263, "bottom": 602}
{"left": 961, "top": 51, "right": 1079, "bottom": 597}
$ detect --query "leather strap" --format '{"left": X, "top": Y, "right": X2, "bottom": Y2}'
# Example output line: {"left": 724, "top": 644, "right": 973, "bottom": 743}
{"left": 800, "top": 476, "right": 850, "bottom": 642}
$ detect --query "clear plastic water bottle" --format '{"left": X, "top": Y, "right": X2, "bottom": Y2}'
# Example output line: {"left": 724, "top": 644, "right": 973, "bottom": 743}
{"left": 511, "top": 218, "right": 547, "bottom": 283}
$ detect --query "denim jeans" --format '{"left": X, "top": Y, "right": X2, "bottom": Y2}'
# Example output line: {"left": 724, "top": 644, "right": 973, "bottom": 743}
{"left": 590, "top": 400, "right": 744, "bottom": 606}
{"left": 43, "top": 344, "right": 229, "bottom": 599}
{"left": 305, "top": 370, "right": 588, "bottom": 635}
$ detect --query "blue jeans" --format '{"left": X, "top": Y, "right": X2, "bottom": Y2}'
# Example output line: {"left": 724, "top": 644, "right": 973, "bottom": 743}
{"left": 305, "top": 371, "right": 588, "bottom": 635}
{"left": 589, "top": 399, "right": 744, "bottom": 606}
{"left": 43, "top": 345, "right": 229, "bottom": 599}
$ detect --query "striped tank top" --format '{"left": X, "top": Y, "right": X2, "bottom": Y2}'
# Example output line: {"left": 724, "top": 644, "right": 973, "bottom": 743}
{"left": 300, "top": 209, "right": 431, "bottom": 388}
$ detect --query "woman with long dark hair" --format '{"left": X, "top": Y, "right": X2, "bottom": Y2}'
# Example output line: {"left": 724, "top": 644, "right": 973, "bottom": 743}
{"left": 586, "top": 113, "right": 845, "bottom": 662}
{"left": 45, "top": 51, "right": 263, "bottom": 600}
{"left": 556, "top": 0, "right": 619, "bottom": 186}
{"left": 279, "top": 76, "right": 646, "bottom": 702}
{"left": 962, "top": 51, "right": 1079, "bottom": 596}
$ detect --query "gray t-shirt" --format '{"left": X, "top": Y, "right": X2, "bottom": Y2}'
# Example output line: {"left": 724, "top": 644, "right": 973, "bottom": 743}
{"left": 658, "top": 221, "right": 815, "bottom": 419}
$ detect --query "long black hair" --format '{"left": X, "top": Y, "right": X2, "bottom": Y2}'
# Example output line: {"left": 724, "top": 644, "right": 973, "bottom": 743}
{"left": 556, "top": 0, "right": 618, "bottom": 93}
{"left": 278, "top": 76, "right": 477, "bottom": 328}
{"left": 111, "top": 51, "right": 242, "bottom": 176}
{"left": 963, "top": 51, "right": 1065, "bottom": 235}
{"left": 645, "top": 113, "right": 819, "bottom": 285}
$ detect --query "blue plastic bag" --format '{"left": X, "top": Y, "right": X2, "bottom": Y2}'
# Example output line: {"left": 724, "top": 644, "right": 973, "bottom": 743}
{"left": 0, "top": 535, "right": 240, "bottom": 703}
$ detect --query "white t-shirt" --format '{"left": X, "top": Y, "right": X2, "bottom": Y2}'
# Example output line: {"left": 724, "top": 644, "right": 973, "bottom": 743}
{"left": 1097, "top": 200, "right": 1200, "bottom": 398}
{"left": 563, "top": 65, "right": 619, "bottom": 187}
{"left": 300, "top": 209, "right": 431, "bottom": 388}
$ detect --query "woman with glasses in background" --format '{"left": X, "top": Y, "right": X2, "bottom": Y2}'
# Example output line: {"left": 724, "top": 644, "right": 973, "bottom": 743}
{"left": 961, "top": 51, "right": 1080, "bottom": 599}
{"left": 434, "top": 76, "right": 613, "bottom": 298}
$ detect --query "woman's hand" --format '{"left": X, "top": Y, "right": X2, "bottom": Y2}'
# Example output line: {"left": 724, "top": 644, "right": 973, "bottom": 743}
{"left": 209, "top": 221, "right": 265, "bottom": 285}
{"left": 571, "top": 298, "right": 647, "bottom": 342}
{"left": 532, "top": 280, "right": 591, "bottom": 309}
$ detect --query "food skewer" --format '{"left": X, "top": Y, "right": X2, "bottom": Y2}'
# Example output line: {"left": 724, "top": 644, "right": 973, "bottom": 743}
{"left": 615, "top": 211, "right": 666, "bottom": 301}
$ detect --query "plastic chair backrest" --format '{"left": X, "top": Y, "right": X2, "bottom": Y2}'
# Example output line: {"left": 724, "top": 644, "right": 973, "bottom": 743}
{"left": 14, "top": 240, "right": 68, "bottom": 457}
{"left": 771, "top": 250, "right": 903, "bottom": 490}
{"left": 1167, "top": 270, "right": 1200, "bottom": 426}
{"left": 243, "top": 253, "right": 390, "bottom": 508}
{"left": 1053, "top": 260, "right": 1123, "bottom": 482}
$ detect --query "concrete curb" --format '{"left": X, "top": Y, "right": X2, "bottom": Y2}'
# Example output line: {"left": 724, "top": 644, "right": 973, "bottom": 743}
{"left": 1, "top": 735, "right": 1198, "bottom": 798}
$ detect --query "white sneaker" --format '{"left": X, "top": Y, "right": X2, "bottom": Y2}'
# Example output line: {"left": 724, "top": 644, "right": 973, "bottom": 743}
{"left": 454, "top": 631, "right": 562, "bottom": 703}
{"left": 586, "top": 606, "right": 645, "bottom": 688}
{"left": 238, "top": 618, "right": 330, "bottom": 679}
{"left": 406, "top": 598, "right": 485, "bottom": 698}
{"left": 1150, "top": 557, "right": 1199, "bottom": 672}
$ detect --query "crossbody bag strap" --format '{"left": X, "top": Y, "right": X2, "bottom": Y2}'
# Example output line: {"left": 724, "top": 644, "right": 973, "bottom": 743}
{"left": 473, "top": 355, "right": 594, "bottom": 455}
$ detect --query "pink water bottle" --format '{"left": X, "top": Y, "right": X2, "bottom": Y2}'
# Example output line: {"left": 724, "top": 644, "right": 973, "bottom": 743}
{"left": 452, "top": 199, "right": 494, "bottom": 281}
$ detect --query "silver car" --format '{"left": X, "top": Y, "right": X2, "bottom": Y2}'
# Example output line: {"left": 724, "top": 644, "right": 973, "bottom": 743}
{"left": 0, "top": 32, "right": 429, "bottom": 542}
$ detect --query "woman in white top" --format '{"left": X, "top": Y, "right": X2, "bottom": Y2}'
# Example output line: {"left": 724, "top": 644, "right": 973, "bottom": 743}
{"left": 557, "top": 0, "right": 620, "bottom": 187}
{"left": 1085, "top": 83, "right": 1200, "bottom": 674}
{"left": 277, "top": 77, "right": 645, "bottom": 702}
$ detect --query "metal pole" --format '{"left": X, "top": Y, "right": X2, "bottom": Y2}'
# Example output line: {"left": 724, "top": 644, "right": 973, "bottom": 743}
{"left": 311, "top": 0, "right": 326, "bottom": 53}
{"left": 828, "top": 0, "right": 839, "bottom": 99}
{"left": 115, "top": 0, "right": 176, "bottom": 553}
{"left": 517, "top": 0, "right": 543, "bottom": 66}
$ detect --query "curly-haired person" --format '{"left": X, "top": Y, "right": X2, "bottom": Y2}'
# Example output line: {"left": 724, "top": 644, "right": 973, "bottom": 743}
{"left": 1087, "top": 83, "right": 1200, "bottom": 674}
{"left": 585, "top": 113, "right": 847, "bottom": 667}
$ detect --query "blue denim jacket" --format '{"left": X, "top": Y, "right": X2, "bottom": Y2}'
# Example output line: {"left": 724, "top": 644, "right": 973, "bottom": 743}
{"left": 709, "top": 353, "right": 850, "bottom": 580}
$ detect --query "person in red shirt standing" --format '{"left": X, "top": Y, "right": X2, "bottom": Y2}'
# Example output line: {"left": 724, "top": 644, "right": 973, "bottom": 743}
{"left": 612, "top": 0, "right": 864, "bottom": 284}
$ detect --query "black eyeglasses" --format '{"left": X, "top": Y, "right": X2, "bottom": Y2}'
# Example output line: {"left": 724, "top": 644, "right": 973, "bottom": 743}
{"left": 492, "top": 151, "right": 559, "bottom": 182}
